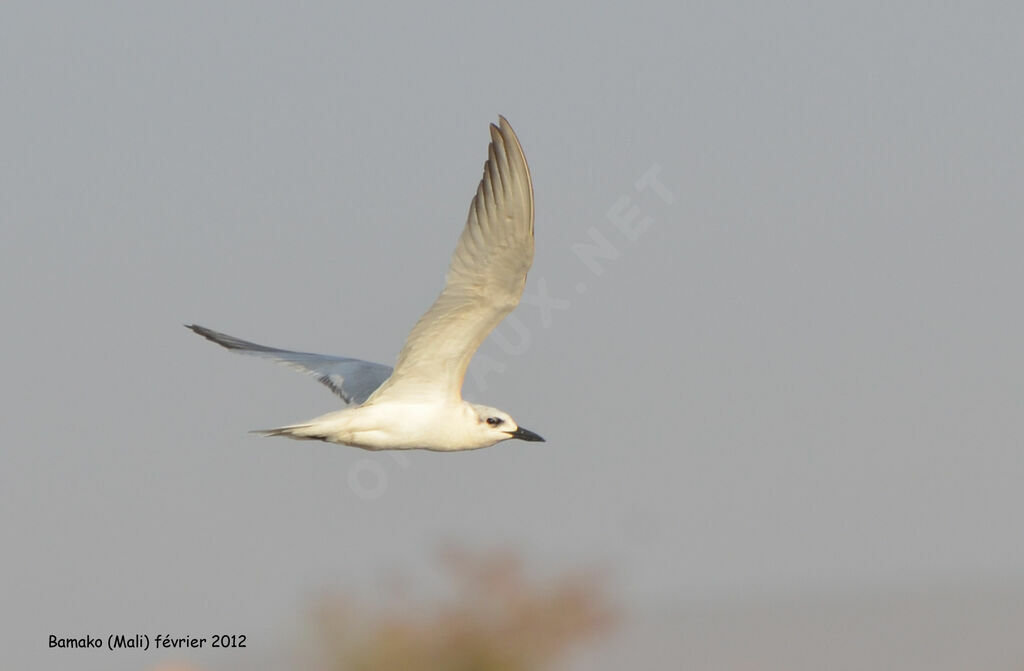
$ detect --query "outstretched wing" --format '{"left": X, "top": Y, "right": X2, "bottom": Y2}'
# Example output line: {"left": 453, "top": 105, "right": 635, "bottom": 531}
{"left": 187, "top": 324, "right": 392, "bottom": 405}
{"left": 367, "top": 116, "right": 534, "bottom": 403}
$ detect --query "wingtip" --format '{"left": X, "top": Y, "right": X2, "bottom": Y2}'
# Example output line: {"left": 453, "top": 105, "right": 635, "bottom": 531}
{"left": 186, "top": 323, "right": 245, "bottom": 350}
{"left": 492, "top": 116, "right": 526, "bottom": 159}
{"left": 494, "top": 115, "right": 517, "bottom": 136}
{"left": 186, "top": 323, "right": 213, "bottom": 339}
{"left": 489, "top": 116, "right": 526, "bottom": 168}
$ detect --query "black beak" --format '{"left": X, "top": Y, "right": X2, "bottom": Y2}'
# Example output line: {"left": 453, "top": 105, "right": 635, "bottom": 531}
{"left": 507, "top": 426, "right": 545, "bottom": 442}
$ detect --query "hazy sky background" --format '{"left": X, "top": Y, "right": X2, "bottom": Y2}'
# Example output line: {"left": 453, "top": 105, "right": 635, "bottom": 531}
{"left": 3, "top": 2, "right": 1023, "bottom": 669}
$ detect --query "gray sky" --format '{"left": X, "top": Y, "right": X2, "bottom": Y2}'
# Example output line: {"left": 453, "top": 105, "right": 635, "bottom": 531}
{"left": 3, "top": 2, "right": 1023, "bottom": 669}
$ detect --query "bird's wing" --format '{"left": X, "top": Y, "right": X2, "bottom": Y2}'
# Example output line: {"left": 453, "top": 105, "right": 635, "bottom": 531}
{"left": 368, "top": 116, "right": 534, "bottom": 403}
{"left": 187, "top": 324, "right": 393, "bottom": 405}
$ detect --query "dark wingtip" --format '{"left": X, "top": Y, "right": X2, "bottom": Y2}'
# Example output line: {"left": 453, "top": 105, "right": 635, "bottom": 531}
{"left": 185, "top": 323, "right": 249, "bottom": 351}
{"left": 186, "top": 323, "right": 219, "bottom": 342}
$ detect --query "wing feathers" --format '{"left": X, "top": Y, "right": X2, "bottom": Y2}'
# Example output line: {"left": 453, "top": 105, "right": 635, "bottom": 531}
{"left": 187, "top": 324, "right": 392, "bottom": 405}
{"left": 367, "top": 117, "right": 534, "bottom": 402}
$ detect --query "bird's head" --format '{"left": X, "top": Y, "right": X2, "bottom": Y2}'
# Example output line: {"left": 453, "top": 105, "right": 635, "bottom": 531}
{"left": 467, "top": 404, "right": 545, "bottom": 447}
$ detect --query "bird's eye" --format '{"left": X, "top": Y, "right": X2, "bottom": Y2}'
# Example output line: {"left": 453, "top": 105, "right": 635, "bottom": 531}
{"left": 486, "top": 417, "right": 504, "bottom": 426}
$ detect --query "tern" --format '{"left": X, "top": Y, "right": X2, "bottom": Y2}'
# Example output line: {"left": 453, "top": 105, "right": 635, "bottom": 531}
{"left": 188, "top": 116, "right": 544, "bottom": 451}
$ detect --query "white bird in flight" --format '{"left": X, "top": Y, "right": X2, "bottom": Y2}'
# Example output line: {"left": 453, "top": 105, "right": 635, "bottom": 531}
{"left": 188, "top": 116, "right": 544, "bottom": 451}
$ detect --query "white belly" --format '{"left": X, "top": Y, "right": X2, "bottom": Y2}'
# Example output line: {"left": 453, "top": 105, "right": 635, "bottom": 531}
{"left": 307, "top": 400, "right": 492, "bottom": 451}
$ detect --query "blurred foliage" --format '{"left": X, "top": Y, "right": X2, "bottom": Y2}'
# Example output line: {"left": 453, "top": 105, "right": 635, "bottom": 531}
{"left": 307, "top": 546, "right": 617, "bottom": 671}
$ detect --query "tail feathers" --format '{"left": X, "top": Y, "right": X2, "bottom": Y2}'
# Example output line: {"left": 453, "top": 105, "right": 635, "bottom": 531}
{"left": 250, "top": 424, "right": 327, "bottom": 441}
